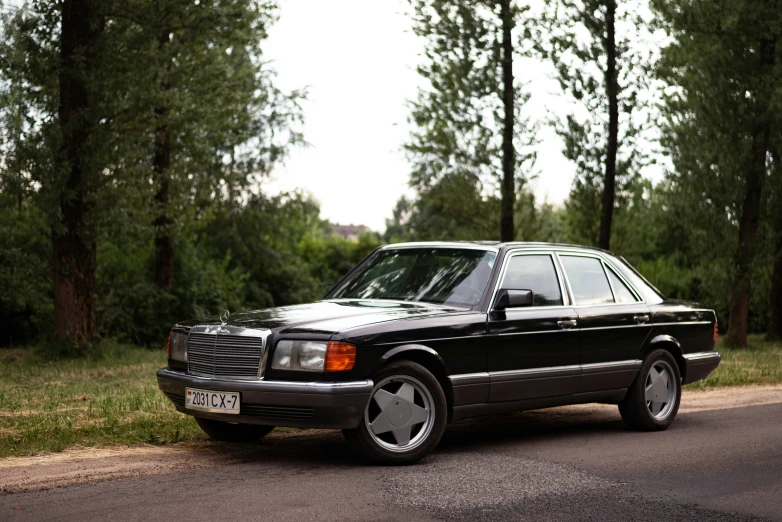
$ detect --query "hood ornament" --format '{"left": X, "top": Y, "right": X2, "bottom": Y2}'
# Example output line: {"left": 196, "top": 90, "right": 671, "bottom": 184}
{"left": 219, "top": 309, "right": 230, "bottom": 324}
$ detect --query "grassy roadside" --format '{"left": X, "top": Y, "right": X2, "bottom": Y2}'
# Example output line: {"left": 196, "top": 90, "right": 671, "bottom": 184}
{"left": 1, "top": 335, "right": 780, "bottom": 458}
{"left": 684, "top": 335, "right": 782, "bottom": 389}
{"left": 0, "top": 345, "right": 206, "bottom": 459}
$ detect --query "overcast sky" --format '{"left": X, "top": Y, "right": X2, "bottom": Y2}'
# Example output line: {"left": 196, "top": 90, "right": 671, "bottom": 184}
{"left": 263, "top": 0, "right": 654, "bottom": 232}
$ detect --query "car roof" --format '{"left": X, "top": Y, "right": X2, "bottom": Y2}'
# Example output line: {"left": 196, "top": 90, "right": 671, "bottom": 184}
{"left": 381, "top": 241, "right": 615, "bottom": 256}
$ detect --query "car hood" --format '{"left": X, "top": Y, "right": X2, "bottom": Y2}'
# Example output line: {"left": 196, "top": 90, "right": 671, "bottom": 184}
{"left": 176, "top": 299, "right": 464, "bottom": 335}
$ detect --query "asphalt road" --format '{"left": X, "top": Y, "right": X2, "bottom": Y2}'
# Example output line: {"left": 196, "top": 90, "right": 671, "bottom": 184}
{"left": 2, "top": 402, "right": 781, "bottom": 521}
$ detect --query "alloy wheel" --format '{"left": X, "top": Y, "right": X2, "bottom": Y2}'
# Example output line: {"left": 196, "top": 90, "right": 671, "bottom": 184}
{"left": 645, "top": 360, "right": 677, "bottom": 420}
{"left": 364, "top": 375, "right": 435, "bottom": 453}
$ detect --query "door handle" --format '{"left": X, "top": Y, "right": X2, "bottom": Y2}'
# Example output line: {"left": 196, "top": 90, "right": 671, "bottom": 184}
{"left": 557, "top": 319, "right": 577, "bottom": 329}
{"left": 634, "top": 315, "right": 650, "bottom": 325}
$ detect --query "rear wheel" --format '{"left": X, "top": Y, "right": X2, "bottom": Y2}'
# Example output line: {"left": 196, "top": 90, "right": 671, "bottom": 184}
{"left": 619, "top": 349, "right": 681, "bottom": 431}
{"left": 343, "top": 360, "right": 447, "bottom": 465}
{"left": 195, "top": 417, "right": 274, "bottom": 442}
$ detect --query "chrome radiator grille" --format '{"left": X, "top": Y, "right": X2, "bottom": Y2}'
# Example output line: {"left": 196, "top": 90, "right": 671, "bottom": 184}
{"left": 187, "top": 328, "right": 267, "bottom": 379}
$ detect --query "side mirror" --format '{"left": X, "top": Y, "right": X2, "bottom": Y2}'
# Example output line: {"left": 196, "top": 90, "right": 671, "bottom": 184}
{"left": 494, "top": 289, "right": 534, "bottom": 310}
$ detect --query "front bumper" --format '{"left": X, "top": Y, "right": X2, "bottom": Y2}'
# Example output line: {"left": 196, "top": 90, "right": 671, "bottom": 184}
{"left": 681, "top": 351, "right": 721, "bottom": 385}
{"left": 157, "top": 368, "right": 373, "bottom": 429}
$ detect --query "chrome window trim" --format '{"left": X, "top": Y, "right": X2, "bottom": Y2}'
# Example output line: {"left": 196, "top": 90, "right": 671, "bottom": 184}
{"left": 488, "top": 250, "right": 571, "bottom": 311}
{"left": 555, "top": 251, "right": 646, "bottom": 306}
{"left": 602, "top": 261, "right": 642, "bottom": 303}
{"left": 380, "top": 242, "right": 500, "bottom": 253}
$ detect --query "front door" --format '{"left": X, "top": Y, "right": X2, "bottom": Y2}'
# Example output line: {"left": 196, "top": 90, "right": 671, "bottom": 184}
{"left": 557, "top": 253, "right": 652, "bottom": 393}
{"left": 487, "top": 252, "right": 581, "bottom": 402}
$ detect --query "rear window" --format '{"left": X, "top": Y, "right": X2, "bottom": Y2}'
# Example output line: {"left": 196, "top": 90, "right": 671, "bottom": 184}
{"left": 559, "top": 256, "right": 614, "bottom": 306}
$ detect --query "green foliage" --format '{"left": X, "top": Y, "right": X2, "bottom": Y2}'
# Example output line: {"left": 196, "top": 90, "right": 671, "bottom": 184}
{"left": 0, "top": 187, "right": 381, "bottom": 348}
{"left": 0, "top": 196, "right": 52, "bottom": 346}
{"left": 405, "top": 0, "right": 538, "bottom": 239}
{"left": 538, "top": 0, "right": 654, "bottom": 247}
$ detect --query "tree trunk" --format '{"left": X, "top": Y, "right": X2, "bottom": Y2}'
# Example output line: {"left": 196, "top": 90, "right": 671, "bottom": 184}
{"left": 598, "top": 0, "right": 618, "bottom": 251}
{"left": 499, "top": 0, "right": 515, "bottom": 242}
{"left": 767, "top": 146, "right": 782, "bottom": 341}
{"left": 725, "top": 37, "right": 776, "bottom": 348}
{"left": 52, "top": 0, "right": 100, "bottom": 345}
{"left": 153, "top": 30, "right": 173, "bottom": 289}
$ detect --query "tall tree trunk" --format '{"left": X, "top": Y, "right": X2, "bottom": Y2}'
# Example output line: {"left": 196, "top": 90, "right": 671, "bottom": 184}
{"left": 725, "top": 37, "right": 776, "bottom": 348}
{"left": 767, "top": 146, "right": 782, "bottom": 341}
{"left": 52, "top": 0, "right": 100, "bottom": 345}
{"left": 598, "top": 0, "right": 618, "bottom": 250}
{"left": 499, "top": 0, "right": 515, "bottom": 242}
{"left": 153, "top": 30, "right": 173, "bottom": 289}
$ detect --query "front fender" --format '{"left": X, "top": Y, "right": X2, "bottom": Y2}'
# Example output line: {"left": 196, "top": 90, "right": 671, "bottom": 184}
{"left": 374, "top": 343, "right": 447, "bottom": 373}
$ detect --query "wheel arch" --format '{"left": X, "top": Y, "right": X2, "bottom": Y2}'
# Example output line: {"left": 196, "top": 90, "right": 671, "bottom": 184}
{"left": 643, "top": 334, "right": 686, "bottom": 381}
{"left": 375, "top": 344, "right": 454, "bottom": 422}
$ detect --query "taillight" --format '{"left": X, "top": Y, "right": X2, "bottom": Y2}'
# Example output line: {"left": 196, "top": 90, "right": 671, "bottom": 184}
{"left": 713, "top": 324, "right": 718, "bottom": 342}
{"left": 167, "top": 331, "right": 172, "bottom": 358}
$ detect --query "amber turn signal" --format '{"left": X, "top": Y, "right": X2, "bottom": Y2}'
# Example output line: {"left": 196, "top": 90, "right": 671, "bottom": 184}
{"left": 713, "top": 324, "right": 719, "bottom": 342}
{"left": 324, "top": 342, "right": 356, "bottom": 372}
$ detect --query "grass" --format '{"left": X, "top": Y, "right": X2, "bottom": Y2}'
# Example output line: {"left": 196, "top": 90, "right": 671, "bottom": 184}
{"left": 1, "top": 335, "right": 780, "bottom": 459}
{"left": 684, "top": 334, "right": 782, "bottom": 389}
{"left": 0, "top": 344, "right": 206, "bottom": 459}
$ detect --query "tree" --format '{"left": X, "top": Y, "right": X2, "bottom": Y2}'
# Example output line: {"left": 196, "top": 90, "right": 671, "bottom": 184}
{"left": 138, "top": 0, "right": 303, "bottom": 290}
{"left": 653, "top": 0, "right": 782, "bottom": 347}
{"left": 0, "top": 0, "right": 303, "bottom": 348}
{"left": 406, "top": 0, "right": 537, "bottom": 242}
{"left": 539, "top": 0, "right": 651, "bottom": 249}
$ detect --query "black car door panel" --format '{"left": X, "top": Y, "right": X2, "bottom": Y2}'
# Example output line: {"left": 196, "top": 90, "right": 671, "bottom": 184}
{"left": 487, "top": 252, "right": 582, "bottom": 402}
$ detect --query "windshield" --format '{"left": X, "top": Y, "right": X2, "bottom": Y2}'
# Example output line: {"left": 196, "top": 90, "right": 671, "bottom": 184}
{"left": 331, "top": 248, "right": 497, "bottom": 307}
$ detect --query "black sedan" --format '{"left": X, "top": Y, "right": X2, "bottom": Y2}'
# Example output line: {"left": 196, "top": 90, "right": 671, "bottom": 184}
{"left": 157, "top": 242, "right": 720, "bottom": 464}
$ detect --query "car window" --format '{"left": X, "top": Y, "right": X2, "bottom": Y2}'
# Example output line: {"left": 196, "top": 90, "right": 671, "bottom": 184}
{"left": 559, "top": 255, "right": 614, "bottom": 306}
{"left": 606, "top": 267, "right": 638, "bottom": 303}
{"left": 500, "top": 254, "right": 563, "bottom": 306}
{"left": 331, "top": 248, "right": 497, "bottom": 307}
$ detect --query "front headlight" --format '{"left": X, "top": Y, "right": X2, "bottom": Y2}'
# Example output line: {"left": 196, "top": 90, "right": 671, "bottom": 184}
{"left": 272, "top": 340, "right": 356, "bottom": 372}
{"left": 169, "top": 331, "right": 188, "bottom": 362}
{"left": 272, "top": 340, "right": 327, "bottom": 371}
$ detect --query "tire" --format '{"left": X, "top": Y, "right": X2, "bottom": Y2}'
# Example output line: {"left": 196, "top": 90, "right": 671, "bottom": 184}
{"left": 343, "top": 360, "right": 447, "bottom": 465}
{"left": 619, "top": 349, "right": 682, "bottom": 431}
{"left": 195, "top": 417, "right": 274, "bottom": 442}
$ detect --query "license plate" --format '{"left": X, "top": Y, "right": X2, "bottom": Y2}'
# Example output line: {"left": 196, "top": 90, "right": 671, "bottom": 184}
{"left": 185, "top": 388, "right": 240, "bottom": 414}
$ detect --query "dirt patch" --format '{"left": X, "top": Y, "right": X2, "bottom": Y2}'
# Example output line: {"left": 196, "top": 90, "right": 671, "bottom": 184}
{"left": 1, "top": 386, "right": 780, "bottom": 495}
{"left": 0, "top": 443, "right": 230, "bottom": 493}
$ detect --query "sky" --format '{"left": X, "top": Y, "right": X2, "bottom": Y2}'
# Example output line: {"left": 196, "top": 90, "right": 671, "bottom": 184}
{"left": 262, "top": 0, "right": 637, "bottom": 232}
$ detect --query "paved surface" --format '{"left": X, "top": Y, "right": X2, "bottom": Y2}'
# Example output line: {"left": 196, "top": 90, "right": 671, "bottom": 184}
{"left": 2, "top": 402, "right": 781, "bottom": 521}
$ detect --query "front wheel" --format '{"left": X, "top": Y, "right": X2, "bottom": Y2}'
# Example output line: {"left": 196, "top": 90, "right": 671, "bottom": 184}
{"left": 619, "top": 349, "right": 682, "bottom": 431}
{"left": 343, "top": 361, "right": 447, "bottom": 465}
{"left": 195, "top": 417, "right": 274, "bottom": 442}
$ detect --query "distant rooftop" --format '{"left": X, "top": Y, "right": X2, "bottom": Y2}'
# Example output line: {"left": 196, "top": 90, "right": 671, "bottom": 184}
{"left": 332, "top": 224, "right": 370, "bottom": 240}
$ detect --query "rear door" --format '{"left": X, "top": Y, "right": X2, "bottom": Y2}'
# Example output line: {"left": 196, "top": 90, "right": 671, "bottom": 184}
{"left": 487, "top": 251, "right": 581, "bottom": 402}
{"left": 557, "top": 253, "right": 652, "bottom": 393}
